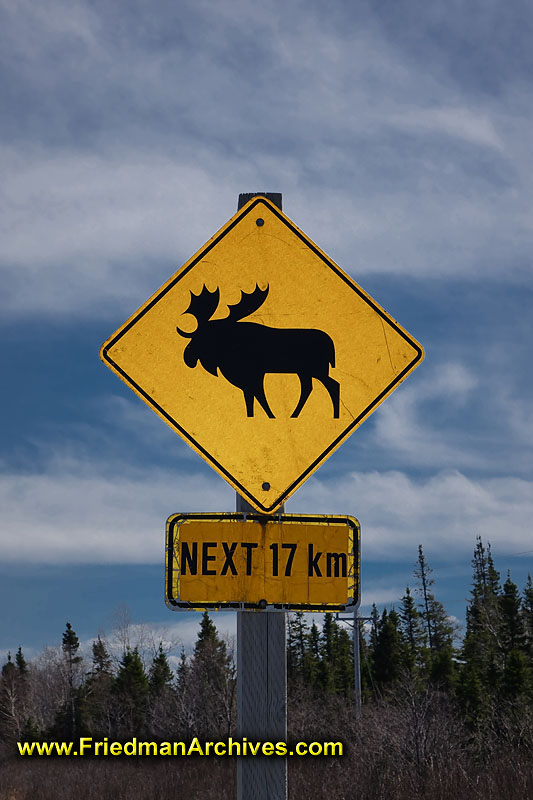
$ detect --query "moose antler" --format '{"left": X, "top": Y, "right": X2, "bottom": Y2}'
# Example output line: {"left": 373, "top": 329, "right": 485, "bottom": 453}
{"left": 226, "top": 284, "right": 269, "bottom": 323}
{"left": 176, "top": 285, "right": 220, "bottom": 337}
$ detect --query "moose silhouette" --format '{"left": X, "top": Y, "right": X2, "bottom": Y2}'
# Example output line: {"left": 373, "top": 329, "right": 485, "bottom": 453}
{"left": 176, "top": 284, "right": 340, "bottom": 419}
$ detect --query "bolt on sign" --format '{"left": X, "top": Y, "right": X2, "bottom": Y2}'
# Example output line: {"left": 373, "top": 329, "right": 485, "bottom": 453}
{"left": 100, "top": 196, "right": 424, "bottom": 512}
{"left": 165, "top": 513, "right": 360, "bottom": 611}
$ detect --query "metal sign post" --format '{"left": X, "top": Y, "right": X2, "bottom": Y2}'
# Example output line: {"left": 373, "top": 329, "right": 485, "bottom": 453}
{"left": 236, "top": 493, "right": 287, "bottom": 800}
{"left": 236, "top": 193, "right": 286, "bottom": 800}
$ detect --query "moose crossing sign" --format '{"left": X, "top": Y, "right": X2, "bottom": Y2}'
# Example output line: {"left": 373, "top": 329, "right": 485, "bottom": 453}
{"left": 100, "top": 196, "right": 423, "bottom": 512}
{"left": 165, "top": 512, "right": 360, "bottom": 611}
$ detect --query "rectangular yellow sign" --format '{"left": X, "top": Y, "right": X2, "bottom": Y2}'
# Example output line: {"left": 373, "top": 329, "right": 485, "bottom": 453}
{"left": 165, "top": 513, "right": 360, "bottom": 611}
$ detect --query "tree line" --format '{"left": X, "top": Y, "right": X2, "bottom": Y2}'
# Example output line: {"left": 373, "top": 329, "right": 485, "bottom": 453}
{"left": 1, "top": 537, "right": 533, "bottom": 798}
{"left": 287, "top": 538, "right": 533, "bottom": 712}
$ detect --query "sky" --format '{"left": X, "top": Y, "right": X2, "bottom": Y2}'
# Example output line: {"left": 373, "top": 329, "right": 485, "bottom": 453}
{"left": 1, "top": 0, "right": 533, "bottom": 662}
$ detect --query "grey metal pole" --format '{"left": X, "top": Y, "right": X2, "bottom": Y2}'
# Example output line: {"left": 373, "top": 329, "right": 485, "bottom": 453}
{"left": 236, "top": 192, "right": 287, "bottom": 800}
{"left": 236, "top": 494, "right": 287, "bottom": 800}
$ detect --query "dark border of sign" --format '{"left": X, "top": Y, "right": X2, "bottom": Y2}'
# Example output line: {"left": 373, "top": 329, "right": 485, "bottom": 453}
{"left": 165, "top": 512, "right": 360, "bottom": 612}
{"left": 102, "top": 197, "right": 424, "bottom": 513}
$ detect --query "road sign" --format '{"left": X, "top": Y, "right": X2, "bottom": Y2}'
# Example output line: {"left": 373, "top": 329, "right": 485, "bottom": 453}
{"left": 101, "top": 196, "right": 424, "bottom": 512}
{"left": 165, "top": 512, "right": 360, "bottom": 611}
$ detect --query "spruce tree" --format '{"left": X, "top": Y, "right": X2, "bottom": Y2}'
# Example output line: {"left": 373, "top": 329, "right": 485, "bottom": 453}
{"left": 302, "top": 622, "right": 321, "bottom": 687}
{"left": 500, "top": 572, "right": 527, "bottom": 658}
{"left": 149, "top": 643, "right": 174, "bottom": 696}
{"left": 189, "top": 612, "right": 234, "bottom": 738}
{"left": 372, "top": 609, "right": 404, "bottom": 690}
{"left": 523, "top": 574, "right": 533, "bottom": 666}
{"left": 318, "top": 614, "right": 338, "bottom": 693}
{"left": 84, "top": 636, "right": 114, "bottom": 737}
{"left": 414, "top": 546, "right": 454, "bottom": 687}
{"left": 462, "top": 538, "right": 503, "bottom": 691}
{"left": 399, "top": 586, "right": 426, "bottom": 674}
{"left": 414, "top": 546, "right": 435, "bottom": 651}
{"left": 333, "top": 625, "right": 354, "bottom": 697}
{"left": 0, "top": 653, "right": 19, "bottom": 739}
{"left": 287, "top": 612, "right": 309, "bottom": 684}
{"left": 501, "top": 649, "right": 530, "bottom": 699}
{"left": 1, "top": 648, "right": 29, "bottom": 740}
{"left": 15, "top": 647, "right": 27, "bottom": 676}
{"left": 176, "top": 647, "right": 190, "bottom": 694}
{"left": 60, "top": 622, "right": 83, "bottom": 738}
{"left": 91, "top": 635, "right": 112, "bottom": 675}
{"left": 113, "top": 647, "right": 150, "bottom": 737}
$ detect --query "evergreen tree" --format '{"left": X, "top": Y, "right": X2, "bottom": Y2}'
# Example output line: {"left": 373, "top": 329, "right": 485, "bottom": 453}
{"left": 462, "top": 538, "right": 503, "bottom": 690}
{"left": 149, "top": 643, "right": 173, "bottom": 696}
{"left": 63, "top": 623, "right": 82, "bottom": 686}
{"left": 523, "top": 574, "right": 533, "bottom": 665}
{"left": 1, "top": 652, "right": 15, "bottom": 678}
{"left": 500, "top": 572, "right": 527, "bottom": 659}
{"left": 58, "top": 622, "right": 83, "bottom": 738}
{"left": 0, "top": 653, "right": 19, "bottom": 739}
{"left": 287, "top": 612, "right": 309, "bottom": 684}
{"left": 302, "top": 622, "right": 321, "bottom": 687}
{"left": 91, "top": 636, "right": 112, "bottom": 675}
{"left": 15, "top": 646, "right": 27, "bottom": 676}
{"left": 456, "top": 661, "right": 486, "bottom": 727}
{"left": 369, "top": 604, "right": 380, "bottom": 653}
{"left": 399, "top": 586, "right": 426, "bottom": 674}
{"left": 414, "top": 546, "right": 435, "bottom": 651}
{"left": 20, "top": 715, "right": 42, "bottom": 743}
{"left": 317, "top": 614, "right": 338, "bottom": 693}
{"left": 501, "top": 649, "right": 529, "bottom": 699}
{"left": 372, "top": 609, "right": 404, "bottom": 690}
{"left": 315, "top": 615, "right": 354, "bottom": 696}
{"left": 146, "top": 643, "right": 176, "bottom": 738}
{"left": 414, "top": 546, "right": 455, "bottom": 686}
{"left": 0, "top": 648, "right": 29, "bottom": 740}
{"left": 84, "top": 637, "right": 114, "bottom": 737}
{"left": 188, "top": 612, "right": 235, "bottom": 738}
{"left": 176, "top": 647, "right": 190, "bottom": 694}
{"left": 112, "top": 647, "right": 150, "bottom": 737}
{"left": 333, "top": 625, "right": 354, "bottom": 697}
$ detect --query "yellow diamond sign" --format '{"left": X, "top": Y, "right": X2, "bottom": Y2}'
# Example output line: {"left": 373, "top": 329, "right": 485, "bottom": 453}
{"left": 100, "top": 196, "right": 423, "bottom": 512}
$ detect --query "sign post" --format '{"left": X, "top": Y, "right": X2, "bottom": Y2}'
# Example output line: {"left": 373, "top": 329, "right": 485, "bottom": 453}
{"left": 236, "top": 493, "right": 286, "bottom": 800}
{"left": 234, "top": 198, "right": 284, "bottom": 798}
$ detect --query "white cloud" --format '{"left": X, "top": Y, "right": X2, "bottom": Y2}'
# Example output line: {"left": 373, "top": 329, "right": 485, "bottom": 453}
{"left": 2, "top": 1, "right": 533, "bottom": 318}
{"left": 2, "top": 446, "right": 531, "bottom": 570}
{"left": 0, "top": 458, "right": 232, "bottom": 564}
{"left": 387, "top": 106, "right": 503, "bottom": 150}
{"left": 369, "top": 362, "right": 482, "bottom": 469}
{"left": 292, "top": 469, "right": 533, "bottom": 564}
{"left": 359, "top": 585, "right": 406, "bottom": 611}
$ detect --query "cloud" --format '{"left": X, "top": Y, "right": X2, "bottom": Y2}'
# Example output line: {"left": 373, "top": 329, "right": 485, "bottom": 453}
{"left": 369, "top": 361, "right": 482, "bottom": 469}
{"left": 2, "top": 442, "right": 531, "bottom": 569}
{"left": 2, "top": 1, "right": 533, "bottom": 319}
{"left": 0, "top": 456, "right": 232, "bottom": 564}
{"left": 386, "top": 106, "right": 503, "bottom": 150}
{"left": 292, "top": 469, "right": 533, "bottom": 563}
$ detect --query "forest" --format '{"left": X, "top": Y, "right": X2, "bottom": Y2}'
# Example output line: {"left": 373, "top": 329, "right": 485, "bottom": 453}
{"left": 1, "top": 537, "right": 532, "bottom": 799}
